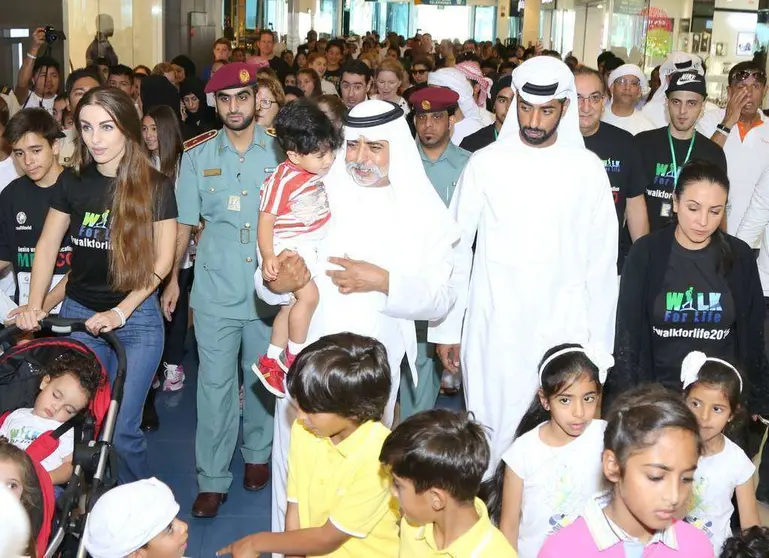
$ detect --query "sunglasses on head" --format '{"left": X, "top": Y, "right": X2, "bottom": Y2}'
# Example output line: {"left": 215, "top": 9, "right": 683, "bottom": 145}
{"left": 731, "top": 69, "right": 767, "bottom": 84}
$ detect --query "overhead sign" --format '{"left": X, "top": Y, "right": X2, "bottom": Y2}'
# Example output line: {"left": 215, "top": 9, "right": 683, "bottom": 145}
{"left": 413, "top": 0, "right": 467, "bottom": 5}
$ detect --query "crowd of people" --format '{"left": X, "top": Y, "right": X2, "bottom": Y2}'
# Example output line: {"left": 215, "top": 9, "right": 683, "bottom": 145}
{"left": 2, "top": 20, "right": 769, "bottom": 558}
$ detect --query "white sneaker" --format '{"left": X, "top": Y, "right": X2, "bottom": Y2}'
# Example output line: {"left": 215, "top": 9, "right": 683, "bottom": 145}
{"left": 162, "top": 363, "right": 185, "bottom": 392}
{"left": 440, "top": 369, "right": 461, "bottom": 394}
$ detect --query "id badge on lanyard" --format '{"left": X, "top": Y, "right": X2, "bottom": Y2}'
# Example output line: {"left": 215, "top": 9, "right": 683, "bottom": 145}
{"left": 663, "top": 130, "right": 696, "bottom": 217}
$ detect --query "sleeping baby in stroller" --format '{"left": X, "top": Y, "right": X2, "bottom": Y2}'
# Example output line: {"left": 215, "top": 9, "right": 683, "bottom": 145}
{"left": 0, "top": 352, "right": 103, "bottom": 485}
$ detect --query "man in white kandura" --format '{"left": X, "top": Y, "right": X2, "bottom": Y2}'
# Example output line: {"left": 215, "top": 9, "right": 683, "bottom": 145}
{"left": 255, "top": 99, "right": 459, "bottom": 536}
{"left": 430, "top": 56, "right": 619, "bottom": 472}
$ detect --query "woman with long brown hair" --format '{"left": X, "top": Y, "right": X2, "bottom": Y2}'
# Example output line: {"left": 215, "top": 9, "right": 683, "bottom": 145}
{"left": 16, "top": 86, "right": 178, "bottom": 483}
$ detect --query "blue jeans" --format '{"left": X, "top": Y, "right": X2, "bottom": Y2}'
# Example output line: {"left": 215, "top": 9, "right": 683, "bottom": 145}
{"left": 60, "top": 295, "right": 164, "bottom": 484}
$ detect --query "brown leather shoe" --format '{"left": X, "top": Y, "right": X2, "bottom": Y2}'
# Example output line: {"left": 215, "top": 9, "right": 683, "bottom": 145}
{"left": 244, "top": 463, "right": 270, "bottom": 491}
{"left": 191, "top": 492, "right": 228, "bottom": 518}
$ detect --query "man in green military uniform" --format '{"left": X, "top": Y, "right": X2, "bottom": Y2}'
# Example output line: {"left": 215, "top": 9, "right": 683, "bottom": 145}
{"left": 400, "top": 86, "right": 470, "bottom": 418}
{"left": 172, "top": 62, "right": 283, "bottom": 518}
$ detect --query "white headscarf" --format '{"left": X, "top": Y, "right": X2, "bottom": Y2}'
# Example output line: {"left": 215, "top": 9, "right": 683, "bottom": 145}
{"left": 325, "top": 99, "right": 460, "bottom": 273}
{"left": 641, "top": 52, "right": 703, "bottom": 126}
{"left": 608, "top": 63, "right": 648, "bottom": 89}
{"left": 83, "top": 478, "right": 180, "bottom": 558}
{"left": 427, "top": 67, "right": 481, "bottom": 121}
{"left": 498, "top": 56, "right": 583, "bottom": 148}
{"left": 0, "top": 485, "right": 30, "bottom": 558}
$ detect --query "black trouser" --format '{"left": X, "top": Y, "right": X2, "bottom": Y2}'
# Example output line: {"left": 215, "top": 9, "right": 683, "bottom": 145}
{"left": 161, "top": 267, "right": 194, "bottom": 366}
{"left": 753, "top": 298, "right": 769, "bottom": 502}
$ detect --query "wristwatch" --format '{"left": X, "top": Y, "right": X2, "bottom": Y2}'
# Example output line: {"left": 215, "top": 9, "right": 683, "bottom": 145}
{"left": 716, "top": 123, "right": 732, "bottom": 135}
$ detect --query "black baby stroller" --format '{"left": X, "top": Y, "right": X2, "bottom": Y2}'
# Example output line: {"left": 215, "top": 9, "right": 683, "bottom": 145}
{"left": 0, "top": 317, "right": 127, "bottom": 558}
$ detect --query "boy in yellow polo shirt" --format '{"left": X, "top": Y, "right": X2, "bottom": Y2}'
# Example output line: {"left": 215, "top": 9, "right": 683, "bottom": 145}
{"left": 380, "top": 409, "right": 518, "bottom": 558}
{"left": 217, "top": 332, "right": 399, "bottom": 558}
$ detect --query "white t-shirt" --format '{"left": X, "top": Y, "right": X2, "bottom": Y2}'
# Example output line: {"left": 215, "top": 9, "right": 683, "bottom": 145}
{"left": 480, "top": 108, "right": 495, "bottom": 126}
{"left": 19, "top": 91, "right": 55, "bottom": 115}
{"left": 685, "top": 436, "right": 755, "bottom": 554}
{"left": 601, "top": 106, "right": 655, "bottom": 135}
{"left": 0, "top": 408, "right": 74, "bottom": 473}
{"left": 0, "top": 157, "right": 20, "bottom": 193}
{"left": 502, "top": 419, "right": 607, "bottom": 558}
{"left": 0, "top": 158, "right": 21, "bottom": 298}
{"left": 320, "top": 79, "right": 338, "bottom": 96}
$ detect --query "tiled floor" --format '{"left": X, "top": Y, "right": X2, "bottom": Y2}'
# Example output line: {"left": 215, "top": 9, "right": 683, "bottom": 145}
{"left": 145, "top": 332, "right": 463, "bottom": 556}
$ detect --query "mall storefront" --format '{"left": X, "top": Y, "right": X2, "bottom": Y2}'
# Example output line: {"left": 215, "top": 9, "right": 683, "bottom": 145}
{"left": 538, "top": 0, "right": 767, "bottom": 105}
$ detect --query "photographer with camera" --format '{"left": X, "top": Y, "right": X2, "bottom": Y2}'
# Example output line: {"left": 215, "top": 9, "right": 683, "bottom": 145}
{"left": 14, "top": 27, "right": 61, "bottom": 116}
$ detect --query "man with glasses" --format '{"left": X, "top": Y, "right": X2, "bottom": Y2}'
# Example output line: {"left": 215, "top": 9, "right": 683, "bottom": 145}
{"left": 635, "top": 71, "right": 726, "bottom": 232}
{"left": 576, "top": 67, "right": 648, "bottom": 271}
{"left": 601, "top": 64, "right": 654, "bottom": 135}
{"left": 460, "top": 75, "right": 513, "bottom": 152}
{"left": 403, "top": 57, "right": 432, "bottom": 103}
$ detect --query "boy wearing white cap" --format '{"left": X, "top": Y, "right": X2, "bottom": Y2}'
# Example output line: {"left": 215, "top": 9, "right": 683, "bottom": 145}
{"left": 83, "top": 478, "right": 188, "bottom": 558}
{"left": 601, "top": 63, "right": 655, "bottom": 135}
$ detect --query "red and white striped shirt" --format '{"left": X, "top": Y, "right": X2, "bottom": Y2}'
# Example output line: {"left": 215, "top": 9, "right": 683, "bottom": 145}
{"left": 259, "top": 161, "right": 331, "bottom": 239}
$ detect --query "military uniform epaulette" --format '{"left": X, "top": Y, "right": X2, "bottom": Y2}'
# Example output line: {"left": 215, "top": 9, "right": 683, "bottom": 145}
{"left": 184, "top": 129, "right": 219, "bottom": 152}
{"left": 265, "top": 127, "right": 277, "bottom": 138}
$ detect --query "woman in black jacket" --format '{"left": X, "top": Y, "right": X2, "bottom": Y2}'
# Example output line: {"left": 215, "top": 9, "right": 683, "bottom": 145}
{"left": 607, "top": 159, "right": 769, "bottom": 415}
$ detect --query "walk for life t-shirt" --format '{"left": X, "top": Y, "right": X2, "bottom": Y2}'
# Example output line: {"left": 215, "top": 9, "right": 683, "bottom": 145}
{"left": 650, "top": 240, "right": 736, "bottom": 388}
{"left": 686, "top": 436, "right": 755, "bottom": 554}
{"left": 50, "top": 164, "right": 178, "bottom": 312}
{"left": 0, "top": 408, "right": 74, "bottom": 472}
{"left": 0, "top": 171, "right": 71, "bottom": 310}
{"left": 583, "top": 122, "right": 647, "bottom": 271}
{"left": 502, "top": 419, "right": 607, "bottom": 558}
{"left": 636, "top": 127, "right": 727, "bottom": 232}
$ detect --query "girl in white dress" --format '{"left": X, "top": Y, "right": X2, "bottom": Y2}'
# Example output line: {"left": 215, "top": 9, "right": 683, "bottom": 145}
{"left": 681, "top": 351, "right": 760, "bottom": 554}
{"left": 483, "top": 343, "right": 612, "bottom": 558}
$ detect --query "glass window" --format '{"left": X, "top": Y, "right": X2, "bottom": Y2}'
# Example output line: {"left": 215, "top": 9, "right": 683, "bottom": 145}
{"left": 474, "top": 6, "right": 496, "bottom": 41}
{"left": 316, "top": 0, "right": 339, "bottom": 36}
{"left": 413, "top": 5, "right": 472, "bottom": 41}
{"left": 66, "top": 0, "right": 164, "bottom": 70}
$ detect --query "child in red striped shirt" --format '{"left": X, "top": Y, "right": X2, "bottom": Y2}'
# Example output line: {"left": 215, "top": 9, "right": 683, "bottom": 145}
{"left": 252, "top": 99, "right": 343, "bottom": 398}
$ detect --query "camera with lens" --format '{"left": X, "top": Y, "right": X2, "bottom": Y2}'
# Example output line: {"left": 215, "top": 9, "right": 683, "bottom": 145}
{"left": 44, "top": 26, "right": 65, "bottom": 44}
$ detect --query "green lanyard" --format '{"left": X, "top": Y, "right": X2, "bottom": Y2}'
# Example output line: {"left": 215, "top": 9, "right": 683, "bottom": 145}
{"left": 667, "top": 128, "right": 696, "bottom": 185}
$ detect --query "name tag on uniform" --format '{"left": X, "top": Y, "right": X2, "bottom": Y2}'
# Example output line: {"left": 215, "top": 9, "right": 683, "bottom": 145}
{"left": 227, "top": 195, "right": 241, "bottom": 211}
{"left": 203, "top": 168, "right": 222, "bottom": 177}
{"left": 660, "top": 202, "right": 672, "bottom": 218}
{"left": 264, "top": 167, "right": 276, "bottom": 174}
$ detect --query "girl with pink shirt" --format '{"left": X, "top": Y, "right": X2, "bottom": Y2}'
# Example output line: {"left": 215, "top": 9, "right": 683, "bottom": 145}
{"left": 538, "top": 385, "right": 714, "bottom": 558}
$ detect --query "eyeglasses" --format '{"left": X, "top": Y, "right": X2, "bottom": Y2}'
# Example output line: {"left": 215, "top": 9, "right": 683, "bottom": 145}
{"left": 411, "top": 69, "right": 427, "bottom": 75}
{"left": 614, "top": 77, "right": 641, "bottom": 88}
{"left": 257, "top": 99, "right": 278, "bottom": 109}
{"left": 577, "top": 93, "right": 604, "bottom": 105}
{"left": 730, "top": 69, "right": 767, "bottom": 85}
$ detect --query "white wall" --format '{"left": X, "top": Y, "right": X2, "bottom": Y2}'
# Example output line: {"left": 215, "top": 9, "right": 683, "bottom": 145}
{"left": 65, "top": 0, "right": 164, "bottom": 70}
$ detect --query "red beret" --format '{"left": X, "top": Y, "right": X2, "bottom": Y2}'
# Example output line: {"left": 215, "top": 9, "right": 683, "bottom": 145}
{"left": 204, "top": 62, "right": 260, "bottom": 94}
{"left": 410, "top": 86, "right": 460, "bottom": 114}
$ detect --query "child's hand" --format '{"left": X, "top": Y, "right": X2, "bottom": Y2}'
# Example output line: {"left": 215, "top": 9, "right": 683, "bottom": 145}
{"left": 262, "top": 255, "right": 280, "bottom": 281}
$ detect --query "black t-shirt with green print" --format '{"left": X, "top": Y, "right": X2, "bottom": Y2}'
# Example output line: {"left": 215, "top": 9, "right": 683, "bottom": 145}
{"left": 635, "top": 127, "right": 727, "bottom": 232}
